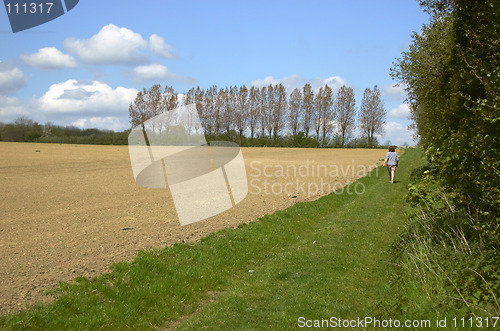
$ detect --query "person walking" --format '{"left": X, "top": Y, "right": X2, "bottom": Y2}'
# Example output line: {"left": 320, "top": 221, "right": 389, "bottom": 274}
{"left": 382, "top": 146, "right": 399, "bottom": 184}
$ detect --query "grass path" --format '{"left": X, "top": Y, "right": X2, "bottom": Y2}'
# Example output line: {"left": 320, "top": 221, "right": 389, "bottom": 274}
{"left": 176, "top": 149, "right": 423, "bottom": 330}
{"left": 0, "top": 149, "right": 424, "bottom": 330}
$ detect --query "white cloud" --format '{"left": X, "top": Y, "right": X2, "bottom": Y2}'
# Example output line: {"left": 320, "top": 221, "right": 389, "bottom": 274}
{"left": 39, "top": 79, "right": 138, "bottom": 115}
{"left": 252, "top": 75, "right": 301, "bottom": 90}
{"left": 20, "top": 47, "right": 77, "bottom": 69}
{"left": 388, "top": 103, "right": 411, "bottom": 119}
{"left": 376, "top": 121, "right": 416, "bottom": 146}
{"left": 63, "top": 24, "right": 148, "bottom": 65}
{"left": 381, "top": 83, "right": 407, "bottom": 101}
{"left": 251, "top": 74, "right": 348, "bottom": 94}
{"left": 149, "top": 34, "right": 177, "bottom": 59}
{"left": 0, "top": 62, "right": 27, "bottom": 94}
{"left": 0, "top": 96, "right": 31, "bottom": 122}
{"left": 72, "top": 116, "right": 125, "bottom": 131}
{"left": 0, "top": 80, "right": 137, "bottom": 130}
{"left": 132, "top": 64, "right": 168, "bottom": 82}
{"left": 131, "top": 64, "right": 196, "bottom": 84}
{"left": 385, "top": 121, "right": 404, "bottom": 132}
{"left": 58, "top": 87, "right": 96, "bottom": 100}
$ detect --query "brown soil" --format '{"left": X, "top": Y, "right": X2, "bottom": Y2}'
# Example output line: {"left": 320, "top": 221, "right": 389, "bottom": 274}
{"left": 0, "top": 142, "right": 385, "bottom": 314}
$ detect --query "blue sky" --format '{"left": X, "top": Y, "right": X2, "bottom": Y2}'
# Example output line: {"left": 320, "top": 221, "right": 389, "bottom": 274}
{"left": 0, "top": 0, "right": 428, "bottom": 145}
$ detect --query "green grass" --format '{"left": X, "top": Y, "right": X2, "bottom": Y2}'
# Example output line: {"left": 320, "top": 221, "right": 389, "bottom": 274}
{"left": 0, "top": 149, "right": 425, "bottom": 330}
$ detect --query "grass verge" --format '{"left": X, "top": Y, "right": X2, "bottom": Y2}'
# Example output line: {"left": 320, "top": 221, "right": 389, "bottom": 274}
{"left": 0, "top": 148, "right": 424, "bottom": 330}
{"left": 386, "top": 163, "right": 500, "bottom": 324}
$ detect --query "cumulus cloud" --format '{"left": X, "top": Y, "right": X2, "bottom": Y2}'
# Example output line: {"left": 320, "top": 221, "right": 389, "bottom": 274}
{"left": 58, "top": 87, "right": 97, "bottom": 100}
{"left": 388, "top": 103, "right": 411, "bottom": 119}
{"left": 72, "top": 116, "right": 125, "bottom": 131}
{"left": 63, "top": 24, "right": 148, "bottom": 65}
{"left": 0, "top": 96, "right": 31, "bottom": 121}
{"left": 381, "top": 83, "right": 407, "bottom": 101}
{"left": 131, "top": 64, "right": 196, "bottom": 84}
{"left": 20, "top": 47, "right": 77, "bottom": 69}
{"left": 251, "top": 74, "right": 348, "bottom": 94}
{"left": 149, "top": 34, "right": 177, "bottom": 59}
{"left": 376, "top": 121, "right": 416, "bottom": 146}
{"left": 132, "top": 64, "right": 168, "bottom": 82}
{"left": 0, "top": 80, "right": 137, "bottom": 130}
{"left": 0, "top": 61, "right": 27, "bottom": 94}
{"left": 38, "top": 79, "right": 138, "bottom": 115}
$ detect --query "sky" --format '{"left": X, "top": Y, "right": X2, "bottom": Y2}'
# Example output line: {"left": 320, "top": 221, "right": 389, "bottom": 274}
{"left": 0, "top": 0, "right": 429, "bottom": 145}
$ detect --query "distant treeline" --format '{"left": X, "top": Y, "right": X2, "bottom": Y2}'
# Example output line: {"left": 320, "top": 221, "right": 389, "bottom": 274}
{"left": 0, "top": 117, "right": 130, "bottom": 145}
{"left": 0, "top": 116, "right": 396, "bottom": 148}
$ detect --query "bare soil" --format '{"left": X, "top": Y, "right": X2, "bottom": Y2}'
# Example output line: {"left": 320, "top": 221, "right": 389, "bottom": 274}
{"left": 0, "top": 142, "right": 385, "bottom": 314}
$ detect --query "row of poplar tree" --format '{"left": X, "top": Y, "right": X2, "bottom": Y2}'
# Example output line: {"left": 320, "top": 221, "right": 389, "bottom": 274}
{"left": 129, "top": 83, "right": 386, "bottom": 147}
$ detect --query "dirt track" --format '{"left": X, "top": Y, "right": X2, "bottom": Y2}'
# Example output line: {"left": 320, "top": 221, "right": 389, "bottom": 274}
{"left": 0, "top": 142, "right": 385, "bottom": 314}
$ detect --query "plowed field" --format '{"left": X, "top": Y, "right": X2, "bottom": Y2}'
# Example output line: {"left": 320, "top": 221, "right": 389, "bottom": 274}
{"left": 0, "top": 142, "right": 386, "bottom": 313}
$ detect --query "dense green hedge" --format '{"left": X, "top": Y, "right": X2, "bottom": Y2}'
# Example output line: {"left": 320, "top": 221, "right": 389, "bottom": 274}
{"left": 388, "top": 0, "right": 499, "bottom": 319}
{"left": 392, "top": 0, "right": 499, "bottom": 240}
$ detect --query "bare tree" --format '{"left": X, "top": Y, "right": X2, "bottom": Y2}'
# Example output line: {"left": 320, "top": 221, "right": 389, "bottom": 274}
{"left": 215, "top": 86, "right": 227, "bottom": 135}
{"left": 152, "top": 85, "right": 177, "bottom": 134}
{"left": 248, "top": 86, "right": 260, "bottom": 140}
{"left": 302, "top": 83, "right": 314, "bottom": 138}
{"left": 182, "top": 88, "right": 199, "bottom": 134}
{"left": 312, "top": 85, "right": 335, "bottom": 145}
{"left": 163, "top": 85, "right": 178, "bottom": 112}
{"left": 192, "top": 87, "right": 205, "bottom": 132}
{"left": 129, "top": 84, "right": 168, "bottom": 148}
{"left": 261, "top": 85, "right": 273, "bottom": 138}
{"left": 359, "top": 85, "right": 386, "bottom": 147}
{"left": 288, "top": 87, "right": 302, "bottom": 137}
{"left": 259, "top": 86, "right": 266, "bottom": 137}
{"left": 235, "top": 85, "right": 249, "bottom": 139}
{"left": 129, "top": 90, "right": 149, "bottom": 130}
{"left": 314, "top": 86, "right": 324, "bottom": 141}
{"left": 145, "top": 85, "right": 163, "bottom": 128}
{"left": 204, "top": 85, "right": 218, "bottom": 135}
{"left": 220, "top": 87, "right": 234, "bottom": 134}
{"left": 272, "top": 83, "right": 287, "bottom": 140}
{"left": 185, "top": 87, "right": 195, "bottom": 106}
{"left": 335, "top": 85, "right": 356, "bottom": 147}
{"left": 129, "top": 85, "right": 163, "bottom": 132}
{"left": 320, "top": 84, "right": 334, "bottom": 147}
